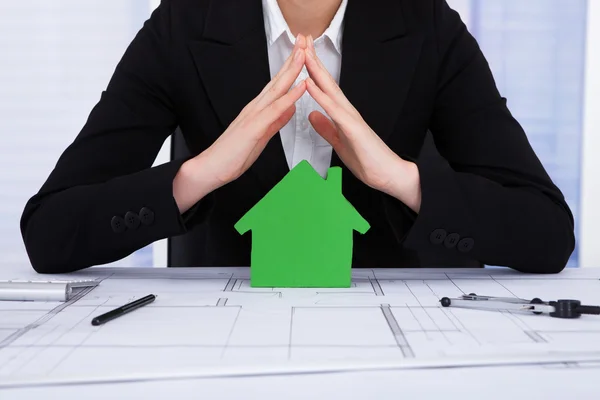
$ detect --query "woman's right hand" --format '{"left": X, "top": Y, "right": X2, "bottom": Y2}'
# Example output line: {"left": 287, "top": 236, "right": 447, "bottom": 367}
{"left": 174, "top": 35, "right": 308, "bottom": 213}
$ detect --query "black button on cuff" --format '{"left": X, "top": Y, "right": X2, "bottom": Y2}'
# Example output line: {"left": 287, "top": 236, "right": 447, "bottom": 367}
{"left": 124, "top": 211, "right": 141, "bottom": 230}
{"left": 111, "top": 216, "right": 126, "bottom": 233}
{"left": 444, "top": 233, "right": 460, "bottom": 249}
{"left": 430, "top": 229, "right": 447, "bottom": 245}
{"left": 139, "top": 207, "right": 155, "bottom": 225}
{"left": 457, "top": 238, "right": 475, "bottom": 253}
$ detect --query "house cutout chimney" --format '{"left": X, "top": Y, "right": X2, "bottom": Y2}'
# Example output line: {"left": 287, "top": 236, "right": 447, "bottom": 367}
{"left": 326, "top": 167, "right": 342, "bottom": 193}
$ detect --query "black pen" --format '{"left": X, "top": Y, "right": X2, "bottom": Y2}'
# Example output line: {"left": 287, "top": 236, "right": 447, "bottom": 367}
{"left": 91, "top": 294, "right": 156, "bottom": 326}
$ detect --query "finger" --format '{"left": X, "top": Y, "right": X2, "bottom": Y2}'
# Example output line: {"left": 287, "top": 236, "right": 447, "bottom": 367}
{"left": 308, "top": 111, "right": 340, "bottom": 147}
{"left": 305, "top": 52, "right": 355, "bottom": 116}
{"left": 263, "top": 34, "right": 307, "bottom": 94}
{"left": 252, "top": 79, "right": 307, "bottom": 138}
{"left": 305, "top": 38, "right": 359, "bottom": 118}
{"left": 253, "top": 46, "right": 306, "bottom": 111}
{"left": 306, "top": 77, "right": 353, "bottom": 132}
{"left": 307, "top": 35, "right": 336, "bottom": 88}
{"left": 236, "top": 35, "right": 306, "bottom": 122}
{"left": 279, "top": 35, "right": 307, "bottom": 78}
{"left": 305, "top": 36, "right": 343, "bottom": 97}
{"left": 252, "top": 35, "right": 306, "bottom": 107}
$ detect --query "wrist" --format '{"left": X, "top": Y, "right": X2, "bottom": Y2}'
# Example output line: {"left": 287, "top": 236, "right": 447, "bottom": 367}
{"left": 186, "top": 153, "right": 227, "bottom": 195}
{"left": 173, "top": 156, "right": 220, "bottom": 214}
{"left": 385, "top": 158, "right": 422, "bottom": 213}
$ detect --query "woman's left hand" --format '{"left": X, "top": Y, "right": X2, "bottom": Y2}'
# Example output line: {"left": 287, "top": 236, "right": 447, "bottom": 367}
{"left": 303, "top": 36, "right": 422, "bottom": 212}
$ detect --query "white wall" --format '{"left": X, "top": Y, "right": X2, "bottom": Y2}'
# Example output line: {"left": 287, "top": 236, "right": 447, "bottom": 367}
{"left": 579, "top": 0, "right": 600, "bottom": 268}
{"left": 0, "top": 0, "right": 154, "bottom": 270}
{"left": 447, "top": 0, "right": 472, "bottom": 27}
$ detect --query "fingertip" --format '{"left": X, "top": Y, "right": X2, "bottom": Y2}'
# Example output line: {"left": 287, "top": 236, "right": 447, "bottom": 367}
{"left": 296, "top": 34, "right": 307, "bottom": 49}
{"left": 278, "top": 104, "right": 297, "bottom": 128}
{"left": 290, "top": 80, "right": 307, "bottom": 98}
{"left": 284, "top": 103, "right": 296, "bottom": 117}
{"left": 308, "top": 109, "right": 324, "bottom": 122}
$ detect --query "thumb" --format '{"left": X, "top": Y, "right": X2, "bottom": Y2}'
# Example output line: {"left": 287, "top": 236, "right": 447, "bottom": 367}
{"left": 308, "top": 111, "right": 340, "bottom": 147}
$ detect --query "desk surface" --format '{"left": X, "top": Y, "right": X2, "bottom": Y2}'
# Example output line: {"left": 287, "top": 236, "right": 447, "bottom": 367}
{"left": 1, "top": 266, "right": 599, "bottom": 399}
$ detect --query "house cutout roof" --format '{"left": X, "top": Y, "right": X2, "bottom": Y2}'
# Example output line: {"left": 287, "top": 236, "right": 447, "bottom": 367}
{"left": 235, "top": 160, "right": 370, "bottom": 288}
{"left": 235, "top": 160, "right": 370, "bottom": 236}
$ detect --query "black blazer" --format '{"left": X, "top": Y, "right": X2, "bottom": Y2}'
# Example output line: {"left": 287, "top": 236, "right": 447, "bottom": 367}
{"left": 20, "top": 0, "right": 575, "bottom": 274}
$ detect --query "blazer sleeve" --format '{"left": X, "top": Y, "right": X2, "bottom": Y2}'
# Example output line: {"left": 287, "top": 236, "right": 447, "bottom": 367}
{"left": 384, "top": 0, "right": 575, "bottom": 273}
{"left": 20, "top": 1, "right": 213, "bottom": 274}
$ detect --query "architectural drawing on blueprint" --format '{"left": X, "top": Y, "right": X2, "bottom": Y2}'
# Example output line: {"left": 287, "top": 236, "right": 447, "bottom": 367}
{"left": 1, "top": 267, "right": 600, "bottom": 384}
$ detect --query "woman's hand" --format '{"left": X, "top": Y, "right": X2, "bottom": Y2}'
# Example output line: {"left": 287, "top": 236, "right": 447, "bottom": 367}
{"left": 199, "top": 35, "right": 309, "bottom": 188}
{"left": 303, "top": 35, "right": 422, "bottom": 212}
{"left": 174, "top": 35, "right": 309, "bottom": 213}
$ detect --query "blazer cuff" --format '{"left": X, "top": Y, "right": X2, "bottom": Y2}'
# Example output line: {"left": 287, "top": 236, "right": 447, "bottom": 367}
{"left": 181, "top": 191, "right": 214, "bottom": 228}
{"left": 383, "top": 144, "right": 477, "bottom": 259}
{"left": 88, "top": 158, "right": 214, "bottom": 256}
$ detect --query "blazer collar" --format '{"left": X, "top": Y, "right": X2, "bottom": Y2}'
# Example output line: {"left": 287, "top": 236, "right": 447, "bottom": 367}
{"left": 190, "top": 0, "right": 424, "bottom": 191}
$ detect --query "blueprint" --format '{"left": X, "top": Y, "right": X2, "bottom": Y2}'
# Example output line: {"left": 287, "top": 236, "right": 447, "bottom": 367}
{"left": 1, "top": 266, "right": 600, "bottom": 387}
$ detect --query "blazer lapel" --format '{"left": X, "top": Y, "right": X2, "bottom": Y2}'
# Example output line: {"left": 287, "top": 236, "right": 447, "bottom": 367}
{"left": 333, "top": 0, "right": 425, "bottom": 168}
{"left": 188, "top": 0, "right": 289, "bottom": 191}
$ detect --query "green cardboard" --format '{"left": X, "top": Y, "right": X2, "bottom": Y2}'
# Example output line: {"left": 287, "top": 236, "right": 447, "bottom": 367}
{"left": 234, "top": 160, "right": 370, "bottom": 288}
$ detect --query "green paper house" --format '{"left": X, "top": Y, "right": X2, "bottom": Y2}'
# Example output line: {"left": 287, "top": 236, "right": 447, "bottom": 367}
{"left": 234, "top": 160, "right": 370, "bottom": 288}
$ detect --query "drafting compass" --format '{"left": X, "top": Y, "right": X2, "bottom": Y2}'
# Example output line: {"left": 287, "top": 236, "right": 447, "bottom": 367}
{"left": 440, "top": 293, "right": 600, "bottom": 319}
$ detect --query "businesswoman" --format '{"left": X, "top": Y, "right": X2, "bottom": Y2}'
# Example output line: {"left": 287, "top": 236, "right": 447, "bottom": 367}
{"left": 20, "top": 0, "right": 575, "bottom": 274}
